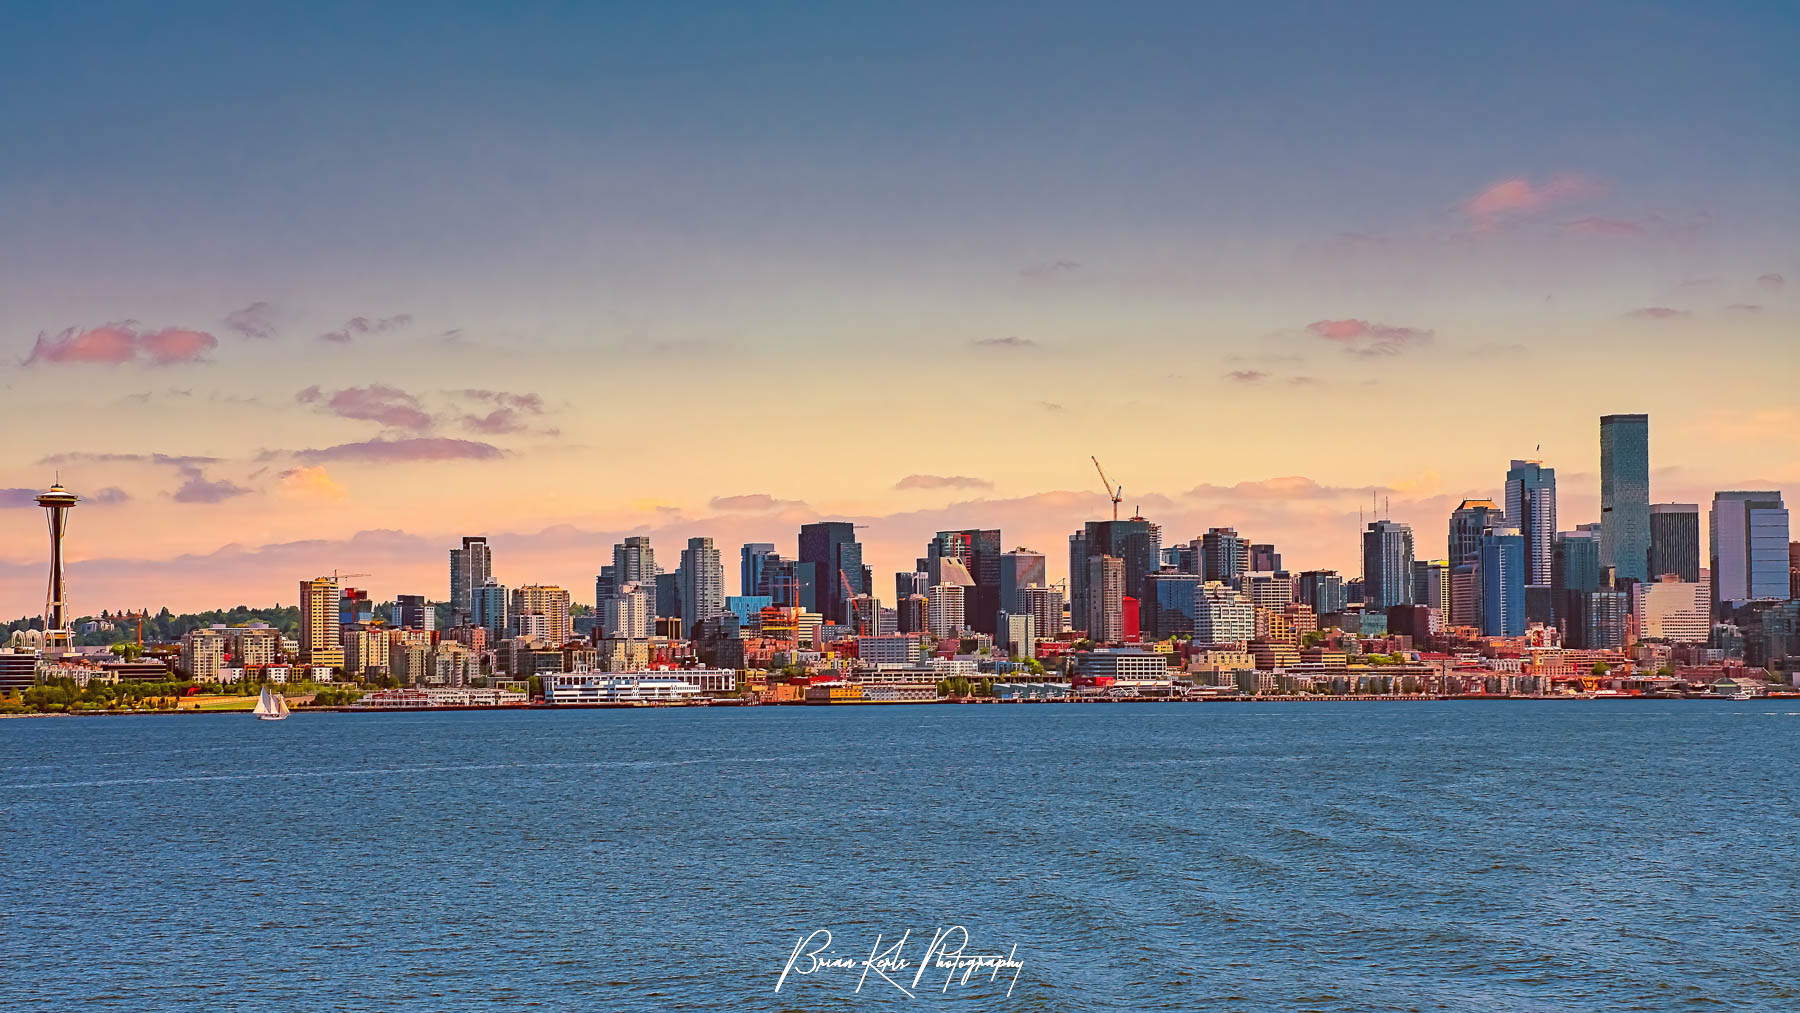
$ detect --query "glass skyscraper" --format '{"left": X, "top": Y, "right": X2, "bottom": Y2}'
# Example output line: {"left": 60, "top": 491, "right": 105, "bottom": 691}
{"left": 1710, "top": 491, "right": 1791, "bottom": 612}
{"left": 1600, "top": 413, "right": 1650, "bottom": 583}
{"left": 1504, "top": 460, "right": 1556, "bottom": 586}
{"left": 1648, "top": 503, "right": 1701, "bottom": 582}
{"left": 1361, "top": 520, "right": 1415, "bottom": 610}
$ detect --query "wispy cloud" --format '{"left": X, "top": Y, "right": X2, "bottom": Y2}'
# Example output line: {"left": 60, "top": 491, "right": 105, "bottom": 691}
{"left": 1460, "top": 174, "right": 1605, "bottom": 230}
{"left": 319, "top": 313, "right": 413, "bottom": 343}
{"left": 172, "top": 467, "right": 251, "bottom": 504}
{"left": 708, "top": 493, "right": 806, "bottom": 512}
{"left": 1623, "top": 306, "right": 1689, "bottom": 320}
{"left": 296, "top": 385, "right": 433, "bottom": 430}
{"left": 1306, "top": 319, "right": 1434, "bottom": 357}
{"left": 895, "top": 474, "right": 994, "bottom": 491}
{"left": 1019, "top": 260, "right": 1082, "bottom": 279}
{"left": 1724, "top": 303, "right": 1764, "bottom": 314}
{"left": 224, "top": 301, "right": 277, "bottom": 339}
{"left": 1224, "top": 369, "right": 1267, "bottom": 383}
{"left": 1, "top": 485, "right": 129, "bottom": 508}
{"left": 1757, "top": 273, "right": 1786, "bottom": 292}
{"left": 972, "top": 336, "right": 1037, "bottom": 350}
{"left": 24, "top": 322, "right": 218, "bottom": 366}
{"left": 293, "top": 437, "right": 505, "bottom": 463}
{"left": 1559, "top": 216, "right": 1646, "bottom": 238}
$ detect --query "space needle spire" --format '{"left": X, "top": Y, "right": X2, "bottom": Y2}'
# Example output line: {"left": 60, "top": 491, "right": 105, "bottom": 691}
{"left": 37, "top": 482, "right": 80, "bottom": 652}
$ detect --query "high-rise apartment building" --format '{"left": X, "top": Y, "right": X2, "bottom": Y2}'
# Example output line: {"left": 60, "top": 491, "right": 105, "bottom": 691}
{"left": 1019, "top": 584, "right": 1064, "bottom": 644}
{"left": 1641, "top": 575, "right": 1711, "bottom": 643}
{"left": 1478, "top": 527, "right": 1525, "bottom": 637}
{"left": 677, "top": 537, "right": 726, "bottom": 630}
{"left": 740, "top": 542, "right": 775, "bottom": 598}
{"left": 299, "top": 576, "right": 344, "bottom": 668}
{"left": 1649, "top": 503, "right": 1701, "bottom": 581}
{"left": 511, "top": 584, "right": 572, "bottom": 644}
{"left": 1504, "top": 460, "right": 1556, "bottom": 586}
{"left": 1361, "top": 520, "right": 1415, "bottom": 610}
{"left": 926, "top": 583, "right": 965, "bottom": 638}
{"left": 1143, "top": 572, "right": 1205, "bottom": 640}
{"left": 1069, "top": 518, "right": 1160, "bottom": 634}
{"left": 1200, "top": 527, "right": 1248, "bottom": 587}
{"left": 1296, "top": 570, "right": 1346, "bottom": 616}
{"left": 1600, "top": 413, "right": 1651, "bottom": 582}
{"left": 599, "top": 583, "right": 653, "bottom": 640}
{"left": 1412, "top": 559, "right": 1451, "bottom": 617}
{"left": 471, "top": 581, "right": 509, "bottom": 640}
{"left": 179, "top": 628, "right": 227, "bottom": 680}
{"left": 1249, "top": 543, "right": 1280, "bottom": 572}
{"left": 391, "top": 593, "right": 434, "bottom": 630}
{"left": 1710, "top": 491, "right": 1791, "bottom": 613}
{"left": 798, "top": 522, "right": 865, "bottom": 625}
{"left": 1195, "top": 582, "right": 1255, "bottom": 644}
{"left": 1448, "top": 499, "right": 1505, "bottom": 565}
{"left": 1085, "top": 554, "right": 1125, "bottom": 643}
{"left": 449, "top": 536, "right": 492, "bottom": 621}
{"left": 997, "top": 548, "right": 1047, "bottom": 619}
{"left": 927, "top": 529, "right": 1002, "bottom": 634}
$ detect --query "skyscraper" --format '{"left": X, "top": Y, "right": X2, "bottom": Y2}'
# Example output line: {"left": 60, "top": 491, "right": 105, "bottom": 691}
{"left": 1478, "top": 526, "right": 1525, "bottom": 637}
{"left": 1361, "top": 520, "right": 1415, "bottom": 610}
{"left": 678, "top": 537, "right": 726, "bottom": 630}
{"left": 1249, "top": 543, "right": 1280, "bottom": 572}
{"left": 1201, "top": 527, "right": 1248, "bottom": 587}
{"left": 449, "top": 536, "right": 492, "bottom": 622}
{"left": 1085, "top": 554, "right": 1125, "bottom": 643}
{"left": 1297, "top": 570, "right": 1346, "bottom": 615}
{"left": 36, "top": 483, "right": 79, "bottom": 650}
{"left": 926, "top": 583, "right": 965, "bottom": 638}
{"left": 299, "top": 575, "right": 344, "bottom": 668}
{"left": 1143, "top": 572, "right": 1205, "bottom": 640}
{"left": 1504, "top": 460, "right": 1556, "bottom": 586}
{"left": 472, "top": 581, "right": 509, "bottom": 640}
{"left": 511, "top": 584, "right": 573, "bottom": 643}
{"left": 1019, "top": 585, "right": 1064, "bottom": 644}
{"left": 1068, "top": 517, "right": 1160, "bottom": 634}
{"left": 392, "top": 594, "right": 433, "bottom": 630}
{"left": 1648, "top": 503, "right": 1701, "bottom": 581}
{"left": 1600, "top": 413, "right": 1650, "bottom": 582}
{"left": 1710, "top": 491, "right": 1791, "bottom": 613}
{"left": 613, "top": 536, "right": 657, "bottom": 587}
{"left": 1412, "top": 559, "right": 1451, "bottom": 617}
{"left": 928, "top": 529, "right": 1002, "bottom": 634}
{"left": 740, "top": 542, "right": 775, "bottom": 598}
{"left": 997, "top": 548, "right": 1047, "bottom": 617}
{"left": 1448, "top": 499, "right": 1505, "bottom": 565}
{"left": 798, "top": 521, "right": 864, "bottom": 625}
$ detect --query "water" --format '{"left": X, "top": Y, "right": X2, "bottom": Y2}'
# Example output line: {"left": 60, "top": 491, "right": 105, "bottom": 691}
{"left": 3, "top": 703, "right": 1796, "bottom": 1011}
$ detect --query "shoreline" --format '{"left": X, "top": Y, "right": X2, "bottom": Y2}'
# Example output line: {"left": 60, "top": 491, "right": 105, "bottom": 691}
{"left": 4, "top": 693, "right": 1783, "bottom": 717}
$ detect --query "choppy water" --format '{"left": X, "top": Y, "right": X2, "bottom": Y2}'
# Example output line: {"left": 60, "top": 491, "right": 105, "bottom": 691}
{"left": 3, "top": 703, "right": 1796, "bottom": 1011}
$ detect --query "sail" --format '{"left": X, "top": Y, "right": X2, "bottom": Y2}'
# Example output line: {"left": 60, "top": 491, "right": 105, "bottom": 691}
{"left": 253, "top": 687, "right": 277, "bottom": 717}
{"left": 274, "top": 694, "right": 291, "bottom": 717}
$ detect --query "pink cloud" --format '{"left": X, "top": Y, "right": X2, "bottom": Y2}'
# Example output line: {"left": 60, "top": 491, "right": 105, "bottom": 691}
{"left": 1225, "top": 370, "right": 1268, "bottom": 383}
{"left": 462, "top": 408, "right": 525, "bottom": 434}
{"left": 1624, "top": 307, "right": 1689, "bottom": 320}
{"left": 1757, "top": 273, "right": 1786, "bottom": 292}
{"left": 1306, "top": 319, "right": 1434, "bottom": 357}
{"left": 294, "top": 437, "right": 504, "bottom": 463}
{"left": 1461, "top": 174, "right": 1605, "bottom": 229}
{"left": 1725, "top": 303, "right": 1764, "bottom": 314}
{"left": 895, "top": 474, "right": 994, "bottom": 491}
{"left": 319, "top": 314, "right": 413, "bottom": 343}
{"left": 708, "top": 493, "right": 807, "bottom": 512}
{"left": 325, "top": 385, "right": 432, "bottom": 430}
{"left": 138, "top": 327, "right": 219, "bottom": 365}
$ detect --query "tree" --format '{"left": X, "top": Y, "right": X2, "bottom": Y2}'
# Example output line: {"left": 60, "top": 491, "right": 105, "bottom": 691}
{"left": 1591, "top": 661, "right": 1610, "bottom": 677}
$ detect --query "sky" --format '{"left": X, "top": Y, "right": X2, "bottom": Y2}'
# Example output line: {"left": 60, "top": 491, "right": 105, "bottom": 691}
{"left": 2, "top": 1, "right": 1796, "bottom": 616}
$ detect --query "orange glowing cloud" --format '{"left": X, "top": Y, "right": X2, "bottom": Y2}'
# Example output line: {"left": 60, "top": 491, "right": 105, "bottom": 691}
{"left": 24, "top": 322, "right": 217, "bottom": 366}
{"left": 278, "top": 466, "right": 348, "bottom": 502}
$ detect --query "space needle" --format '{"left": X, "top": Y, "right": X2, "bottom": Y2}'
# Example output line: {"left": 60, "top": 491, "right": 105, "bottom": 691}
{"left": 37, "top": 482, "right": 79, "bottom": 652}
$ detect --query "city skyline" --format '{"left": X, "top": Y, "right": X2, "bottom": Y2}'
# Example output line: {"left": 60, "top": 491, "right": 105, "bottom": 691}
{"left": 2, "top": 3, "right": 1796, "bottom": 613}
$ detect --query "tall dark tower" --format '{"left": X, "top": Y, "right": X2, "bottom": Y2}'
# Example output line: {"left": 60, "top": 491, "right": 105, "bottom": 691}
{"left": 37, "top": 482, "right": 80, "bottom": 650}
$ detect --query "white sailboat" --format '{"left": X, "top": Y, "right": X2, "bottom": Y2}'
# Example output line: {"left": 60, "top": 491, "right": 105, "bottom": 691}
{"left": 253, "top": 686, "right": 291, "bottom": 721}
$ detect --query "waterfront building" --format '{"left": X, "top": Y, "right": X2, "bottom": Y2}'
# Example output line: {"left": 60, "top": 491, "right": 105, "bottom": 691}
{"left": 1075, "top": 648, "right": 1171, "bottom": 684}
{"left": 1710, "top": 491, "right": 1791, "bottom": 614}
{"left": 342, "top": 627, "right": 388, "bottom": 677}
{"left": 1085, "top": 554, "right": 1125, "bottom": 643}
{"left": 1479, "top": 527, "right": 1526, "bottom": 637}
{"left": 299, "top": 576, "right": 345, "bottom": 668}
{"left": 1649, "top": 504, "right": 1701, "bottom": 581}
{"left": 677, "top": 537, "right": 726, "bottom": 629}
{"left": 1362, "top": 520, "right": 1415, "bottom": 610}
{"left": 1600, "top": 413, "right": 1651, "bottom": 582}
{"left": 1000, "top": 612, "right": 1036, "bottom": 659}
{"left": 541, "top": 672, "right": 702, "bottom": 705}
{"left": 798, "top": 521, "right": 865, "bottom": 625}
{"left": 179, "top": 628, "right": 226, "bottom": 681}
{"left": 225, "top": 625, "right": 281, "bottom": 667}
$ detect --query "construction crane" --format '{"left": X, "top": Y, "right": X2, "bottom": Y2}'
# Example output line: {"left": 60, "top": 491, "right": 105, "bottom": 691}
{"left": 1090, "top": 456, "right": 1123, "bottom": 521}
{"left": 118, "top": 609, "right": 148, "bottom": 647}
{"left": 332, "top": 570, "right": 372, "bottom": 582}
